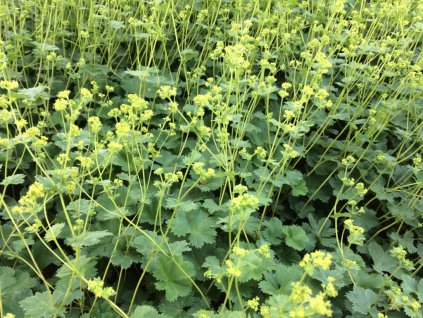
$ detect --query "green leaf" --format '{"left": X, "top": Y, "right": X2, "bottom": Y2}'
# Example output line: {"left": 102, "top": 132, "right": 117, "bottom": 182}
{"left": 262, "top": 218, "right": 283, "bottom": 245}
{"left": 1, "top": 174, "right": 25, "bottom": 186}
{"left": 417, "top": 279, "right": 423, "bottom": 303}
{"left": 171, "top": 210, "right": 216, "bottom": 248}
{"left": 20, "top": 291, "right": 65, "bottom": 318}
{"left": 152, "top": 255, "right": 196, "bottom": 302}
{"left": 109, "top": 20, "right": 125, "bottom": 29}
{"left": 282, "top": 225, "right": 309, "bottom": 251}
{"left": 44, "top": 223, "right": 65, "bottom": 242}
{"left": 164, "top": 198, "right": 198, "bottom": 212}
{"left": 18, "top": 86, "right": 46, "bottom": 98}
{"left": 346, "top": 286, "right": 377, "bottom": 315}
{"left": 389, "top": 231, "right": 417, "bottom": 253}
{"left": 274, "top": 170, "right": 308, "bottom": 196}
{"left": 131, "top": 305, "right": 169, "bottom": 318}
{"left": 56, "top": 255, "right": 97, "bottom": 280}
{"left": 368, "top": 241, "right": 397, "bottom": 273}
{"left": 259, "top": 264, "right": 302, "bottom": 295}
{"left": 291, "top": 179, "right": 308, "bottom": 197}
{"left": 0, "top": 267, "right": 17, "bottom": 293}
{"left": 110, "top": 248, "right": 139, "bottom": 269}
{"left": 237, "top": 252, "right": 265, "bottom": 283}
{"left": 66, "top": 230, "right": 112, "bottom": 247}
{"left": 202, "top": 199, "right": 223, "bottom": 214}
{"left": 168, "top": 240, "right": 191, "bottom": 256}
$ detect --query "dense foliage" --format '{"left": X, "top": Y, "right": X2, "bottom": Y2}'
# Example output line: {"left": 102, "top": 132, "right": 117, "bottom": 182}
{"left": 0, "top": 0, "right": 422, "bottom": 317}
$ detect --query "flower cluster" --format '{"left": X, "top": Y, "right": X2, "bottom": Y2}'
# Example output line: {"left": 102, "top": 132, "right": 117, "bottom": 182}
{"left": 192, "top": 162, "right": 215, "bottom": 181}
{"left": 86, "top": 278, "right": 116, "bottom": 299}
{"left": 12, "top": 182, "right": 46, "bottom": 214}
{"left": 344, "top": 219, "right": 365, "bottom": 246}
{"left": 299, "top": 250, "right": 332, "bottom": 275}
{"left": 389, "top": 246, "right": 414, "bottom": 270}
{"left": 229, "top": 193, "right": 259, "bottom": 214}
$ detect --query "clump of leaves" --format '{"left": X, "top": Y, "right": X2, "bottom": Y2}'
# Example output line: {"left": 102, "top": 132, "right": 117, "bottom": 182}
{"left": 0, "top": 0, "right": 422, "bottom": 317}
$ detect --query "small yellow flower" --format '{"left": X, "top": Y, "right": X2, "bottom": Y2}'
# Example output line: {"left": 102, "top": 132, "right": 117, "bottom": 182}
{"left": 87, "top": 116, "right": 102, "bottom": 133}
{"left": 290, "top": 282, "right": 312, "bottom": 303}
{"left": 15, "top": 118, "right": 28, "bottom": 129}
{"left": 23, "top": 127, "right": 41, "bottom": 138}
{"left": 193, "top": 93, "right": 212, "bottom": 107}
{"left": 413, "top": 156, "right": 422, "bottom": 166}
{"left": 77, "top": 156, "right": 94, "bottom": 169}
{"left": 54, "top": 98, "right": 68, "bottom": 111}
{"left": 300, "top": 251, "right": 332, "bottom": 274}
{"left": 260, "top": 306, "right": 271, "bottom": 318}
{"left": 225, "top": 260, "right": 241, "bottom": 277}
{"left": 289, "top": 307, "right": 306, "bottom": 318}
{"left": 157, "top": 86, "right": 177, "bottom": 99}
{"left": 247, "top": 296, "right": 260, "bottom": 312}
{"left": 258, "top": 244, "right": 271, "bottom": 258}
{"left": 233, "top": 246, "right": 248, "bottom": 257}
{"left": 115, "top": 121, "right": 131, "bottom": 137}
{"left": 69, "top": 124, "right": 82, "bottom": 137}
{"left": 309, "top": 293, "right": 332, "bottom": 316}
{"left": 324, "top": 277, "right": 338, "bottom": 297}
{"left": 409, "top": 299, "right": 421, "bottom": 312}
{"left": 0, "top": 80, "right": 19, "bottom": 90}
{"left": 87, "top": 278, "right": 116, "bottom": 299}
{"left": 57, "top": 90, "right": 71, "bottom": 99}
{"left": 80, "top": 88, "right": 93, "bottom": 100}
{"left": 254, "top": 146, "right": 267, "bottom": 159}
{"left": 108, "top": 141, "right": 123, "bottom": 153}
{"left": 281, "top": 82, "right": 292, "bottom": 89}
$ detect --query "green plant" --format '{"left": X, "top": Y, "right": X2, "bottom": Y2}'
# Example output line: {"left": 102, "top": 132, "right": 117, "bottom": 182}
{"left": 0, "top": 0, "right": 422, "bottom": 317}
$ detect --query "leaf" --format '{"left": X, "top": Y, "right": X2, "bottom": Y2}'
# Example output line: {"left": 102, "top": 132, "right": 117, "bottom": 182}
{"left": 368, "top": 241, "right": 397, "bottom": 273}
{"left": 1, "top": 174, "right": 25, "bottom": 186}
{"left": 180, "top": 49, "right": 199, "bottom": 61}
{"left": 259, "top": 265, "right": 302, "bottom": 295}
{"left": 262, "top": 218, "right": 284, "bottom": 245}
{"left": 20, "top": 291, "right": 65, "bottom": 318}
{"left": 109, "top": 20, "right": 125, "bottom": 29}
{"left": 346, "top": 286, "right": 377, "bottom": 315}
{"left": 66, "top": 230, "right": 112, "bottom": 247}
{"left": 44, "top": 223, "right": 65, "bottom": 242}
{"left": 66, "top": 199, "right": 92, "bottom": 215}
{"left": 131, "top": 305, "right": 169, "bottom": 318}
{"left": 282, "top": 225, "right": 309, "bottom": 251}
{"left": 291, "top": 179, "right": 308, "bottom": 197}
{"left": 355, "top": 272, "right": 385, "bottom": 289}
{"left": 388, "top": 203, "right": 417, "bottom": 225}
{"left": 237, "top": 252, "right": 266, "bottom": 283}
{"left": 400, "top": 275, "right": 417, "bottom": 295}
{"left": 274, "top": 170, "right": 308, "bottom": 196}
{"left": 168, "top": 240, "right": 191, "bottom": 256}
{"left": 202, "top": 199, "right": 222, "bottom": 213}
{"left": 31, "top": 41, "right": 59, "bottom": 51}
{"left": 110, "top": 248, "right": 139, "bottom": 269}
{"left": 164, "top": 198, "right": 198, "bottom": 212}
{"left": 171, "top": 210, "right": 216, "bottom": 248}
{"left": 131, "top": 231, "right": 163, "bottom": 265}
{"left": 417, "top": 279, "right": 423, "bottom": 303}
{"left": 389, "top": 231, "right": 417, "bottom": 253}
{"left": 152, "top": 255, "right": 196, "bottom": 301}
{"left": 56, "top": 256, "right": 97, "bottom": 279}
{"left": 0, "top": 267, "right": 17, "bottom": 293}
{"left": 18, "top": 86, "right": 45, "bottom": 98}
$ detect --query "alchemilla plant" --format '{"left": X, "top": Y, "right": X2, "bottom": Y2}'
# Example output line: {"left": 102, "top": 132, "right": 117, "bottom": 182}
{"left": 0, "top": 0, "right": 422, "bottom": 317}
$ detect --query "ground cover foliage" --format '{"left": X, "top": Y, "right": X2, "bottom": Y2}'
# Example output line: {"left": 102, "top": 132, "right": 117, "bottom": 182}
{"left": 0, "top": 0, "right": 422, "bottom": 317}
